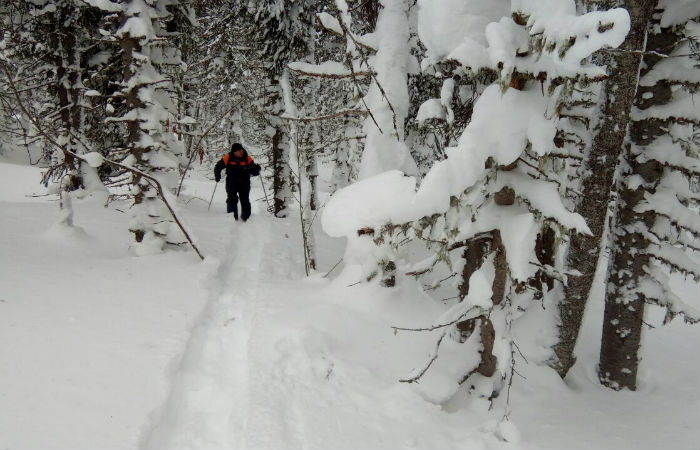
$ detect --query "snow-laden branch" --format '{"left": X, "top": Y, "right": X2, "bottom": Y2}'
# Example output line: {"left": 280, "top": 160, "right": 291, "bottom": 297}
{"left": 315, "top": 12, "right": 378, "bottom": 51}
{"left": 287, "top": 61, "right": 373, "bottom": 79}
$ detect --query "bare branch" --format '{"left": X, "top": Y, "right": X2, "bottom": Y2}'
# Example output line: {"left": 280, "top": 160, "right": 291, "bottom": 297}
{"left": 288, "top": 65, "right": 374, "bottom": 79}
{"left": 392, "top": 307, "right": 477, "bottom": 332}
{"left": 281, "top": 109, "right": 369, "bottom": 123}
{"left": 399, "top": 333, "right": 446, "bottom": 383}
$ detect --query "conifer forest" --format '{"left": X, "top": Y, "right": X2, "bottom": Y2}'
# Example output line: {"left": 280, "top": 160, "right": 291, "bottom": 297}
{"left": 1, "top": 0, "right": 699, "bottom": 448}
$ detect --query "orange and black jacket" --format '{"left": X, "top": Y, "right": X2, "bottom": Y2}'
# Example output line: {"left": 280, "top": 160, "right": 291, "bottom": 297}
{"left": 214, "top": 150, "right": 261, "bottom": 187}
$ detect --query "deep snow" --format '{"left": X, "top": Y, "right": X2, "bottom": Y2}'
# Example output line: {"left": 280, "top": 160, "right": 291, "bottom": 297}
{"left": 0, "top": 161, "right": 698, "bottom": 449}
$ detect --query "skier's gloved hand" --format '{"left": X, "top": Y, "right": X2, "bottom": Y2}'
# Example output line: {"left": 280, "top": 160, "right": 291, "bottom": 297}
{"left": 215, "top": 175, "right": 221, "bottom": 182}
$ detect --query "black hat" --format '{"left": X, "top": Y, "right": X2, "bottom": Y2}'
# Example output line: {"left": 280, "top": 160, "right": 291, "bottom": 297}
{"left": 231, "top": 143, "right": 244, "bottom": 152}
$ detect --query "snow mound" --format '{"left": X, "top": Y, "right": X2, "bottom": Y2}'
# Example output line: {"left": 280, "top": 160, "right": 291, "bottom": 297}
{"left": 322, "top": 170, "right": 416, "bottom": 237}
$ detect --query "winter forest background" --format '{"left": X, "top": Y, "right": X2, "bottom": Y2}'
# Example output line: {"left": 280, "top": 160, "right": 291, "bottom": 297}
{"left": 1, "top": 0, "right": 699, "bottom": 448}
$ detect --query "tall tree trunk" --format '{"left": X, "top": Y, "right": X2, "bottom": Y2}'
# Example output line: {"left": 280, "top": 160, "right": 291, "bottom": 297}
{"left": 269, "top": 76, "right": 291, "bottom": 217}
{"left": 549, "top": 0, "right": 656, "bottom": 378}
{"left": 120, "top": 27, "right": 148, "bottom": 243}
{"left": 53, "top": 0, "right": 82, "bottom": 186}
{"left": 271, "top": 125, "right": 290, "bottom": 217}
{"left": 598, "top": 23, "right": 678, "bottom": 390}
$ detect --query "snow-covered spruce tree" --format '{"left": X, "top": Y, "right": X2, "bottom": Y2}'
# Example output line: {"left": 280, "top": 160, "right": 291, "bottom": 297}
{"left": 166, "top": 0, "right": 198, "bottom": 159}
{"left": 240, "top": 0, "right": 318, "bottom": 218}
{"left": 1, "top": 1, "right": 70, "bottom": 170}
{"left": 173, "top": 0, "right": 260, "bottom": 168}
{"left": 0, "top": 2, "right": 41, "bottom": 162}
{"left": 298, "top": 4, "right": 368, "bottom": 195}
{"left": 324, "top": 0, "right": 630, "bottom": 406}
{"left": 407, "top": 1, "right": 507, "bottom": 177}
{"left": 114, "top": 0, "right": 186, "bottom": 252}
{"left": 548, "top": 0, "right": 657, "bottom": 378}
{"left": 0, "top": 0, "right": 112, "bottom": 228}
{"left": 285, "top": 0, "right": 385, "bottom": 273}
{"left": 74, "top": 6, "right": 135, "bottom": 190}
{"left": 44, "top": 0, "right": 111, "bottom": 228}
{"left": 336, "top": 0, "right": 421, "bottom": 286}
{"left": 326, "top": 4, "right": 371, "bottom": 193}
{"left": 598, "top": 3, "right": 700, "bottom": 390}
{"left": 1, "top": 2, "right": 113, "bottom": 172}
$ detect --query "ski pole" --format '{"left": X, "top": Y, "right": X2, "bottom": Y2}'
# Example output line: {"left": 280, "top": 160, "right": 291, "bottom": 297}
{"left": 259, "top": 174, "right": 272, "bottom": 213}
{"left": 208, "top": 181, "right": 218, "bottom": 211}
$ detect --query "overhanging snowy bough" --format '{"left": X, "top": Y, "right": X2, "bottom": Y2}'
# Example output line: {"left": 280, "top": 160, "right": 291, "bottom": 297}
{"left": 322, "top": 0, "right": 632, "bottom": 408}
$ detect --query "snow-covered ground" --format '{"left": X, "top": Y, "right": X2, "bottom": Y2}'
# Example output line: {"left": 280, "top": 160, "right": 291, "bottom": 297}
{"left": 1, "top": 161, "right": 698, "bottom": 449}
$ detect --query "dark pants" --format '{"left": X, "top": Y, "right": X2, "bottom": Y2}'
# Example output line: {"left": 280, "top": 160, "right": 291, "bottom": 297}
{"left": 226, "top": 183, "right": 251, "bottom": 220}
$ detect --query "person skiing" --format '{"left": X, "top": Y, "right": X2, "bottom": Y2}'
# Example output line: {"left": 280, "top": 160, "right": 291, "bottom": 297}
{"left": 214, "top": 143, "right": 261, "bottom": 221}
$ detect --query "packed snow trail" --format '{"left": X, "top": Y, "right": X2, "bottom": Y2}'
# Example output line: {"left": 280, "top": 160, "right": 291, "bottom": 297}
{"left": 141, "top": 218, "right": 269, "bottom": 449}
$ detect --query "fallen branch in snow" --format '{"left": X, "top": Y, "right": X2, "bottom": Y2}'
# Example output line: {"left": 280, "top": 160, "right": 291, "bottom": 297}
{"left": 1, "top": 60, "right": 205, "bottom": 261}
{"left": 25, "top": 193, "right": 53, "bottom": 198}
{"left": 183, "top": 196, "right": 208, "bottom": 206}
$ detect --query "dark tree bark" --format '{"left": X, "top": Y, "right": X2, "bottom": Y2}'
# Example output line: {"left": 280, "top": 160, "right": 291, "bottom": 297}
{"left": 550, "top": 0, "right": 656, "bottom": 378}
{"left": 599, "top": 24, "right": 677, "bottom": 391}
{"left": 48, "top": 1, "right": 83, "bottom": 186}
{"left": 457, "top": 230, "right": 506, "bottom": 306}
{"left": 271, "top": 126, "right": 289, "bottom": 217}
{"left": 454, "top": 229, "right": 507, "bottom": 376}
{"left": 379, "top": 260, "right": 396, "bottom": 287}
{"left": 456, "top": 316, "right": 497, "bottom": 378}
{"left": 120, "top": 23, "right": 148, "bottom": 243}
{"left": 269, "top": 74, "right": 291, "bottom": 218}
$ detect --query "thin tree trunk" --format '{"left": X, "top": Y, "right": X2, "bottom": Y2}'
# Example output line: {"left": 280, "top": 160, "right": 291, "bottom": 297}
{"left": 549, "top": 0, "right": 656, "bottom": 378}
{"left": 305, "top": 139, "right": 318, "bottom": 271}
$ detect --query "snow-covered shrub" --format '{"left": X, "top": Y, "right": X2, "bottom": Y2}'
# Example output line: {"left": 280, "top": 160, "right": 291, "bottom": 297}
{"left": 113, "top": 0, "right": 187, "bottom": 252}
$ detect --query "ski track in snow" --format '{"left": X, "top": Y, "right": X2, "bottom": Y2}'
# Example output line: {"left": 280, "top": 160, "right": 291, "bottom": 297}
{"left": 140, "top": 216, "right": 343, "bottom": 449}
{"left": 141, "top": 218, "right": 269, "bottom": 449}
